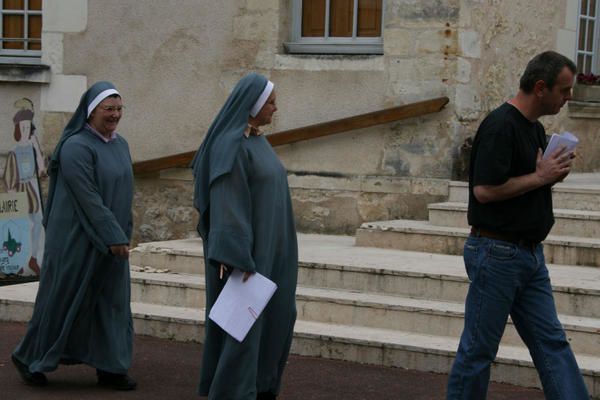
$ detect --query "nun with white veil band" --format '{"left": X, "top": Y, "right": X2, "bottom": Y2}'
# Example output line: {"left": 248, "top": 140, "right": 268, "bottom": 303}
{"left": 12, "top": 81, "right": 136, "bottom": 391}
{"left": 192, "top": 73, "right": 298, "bottom": 400}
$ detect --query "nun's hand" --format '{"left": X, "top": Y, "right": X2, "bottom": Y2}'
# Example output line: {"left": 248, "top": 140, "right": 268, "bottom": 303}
{"left": 110, "top": 245, "right": 130, "bottom": 259}
{"left": 242, "top": 271, "right": 255, "bottom": 282}
{"left": 219, "top": 264, "right": 228, "bottom": 280}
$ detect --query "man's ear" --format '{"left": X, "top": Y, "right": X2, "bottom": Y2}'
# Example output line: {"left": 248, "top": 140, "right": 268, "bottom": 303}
{"left": 533, "top": 79, "right": 547, "bottom": 97}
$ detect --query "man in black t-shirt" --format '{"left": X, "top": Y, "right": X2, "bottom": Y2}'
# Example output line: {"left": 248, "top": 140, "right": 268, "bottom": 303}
{"left": 446, "top": 51, "right": 589, "bottom": 399}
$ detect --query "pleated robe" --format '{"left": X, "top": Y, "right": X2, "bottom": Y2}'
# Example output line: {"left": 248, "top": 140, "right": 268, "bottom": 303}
{"left": 13, "top": 128, "right": 134, "bottom": 374}
{"left": 198, "top": 134, "right": 298, "bottom": 399}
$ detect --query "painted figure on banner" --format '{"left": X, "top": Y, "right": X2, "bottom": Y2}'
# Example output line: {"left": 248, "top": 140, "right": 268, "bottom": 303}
{"left": 1, "top": 98, "right": 46, "bottom": 276}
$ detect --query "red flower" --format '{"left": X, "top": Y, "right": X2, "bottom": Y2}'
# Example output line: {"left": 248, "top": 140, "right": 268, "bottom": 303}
{"left": 577, "top": 72, "right": 600, "bottom": 85}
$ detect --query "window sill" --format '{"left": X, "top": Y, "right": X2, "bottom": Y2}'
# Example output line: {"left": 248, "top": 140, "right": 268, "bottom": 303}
{"left": 284, "top": 41, "right": 383, "bottom": 55}
{"left": 0, "top": 61, "right": 51, "bottom": 83}
{"left": 568, "top": 100, "right": 600, "bottom": 119}
{"left": 274, "top": 53, "right": 384, "bottom": 71}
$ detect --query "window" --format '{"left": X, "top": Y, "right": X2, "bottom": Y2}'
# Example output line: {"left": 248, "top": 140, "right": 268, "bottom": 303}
{"left": 286, "top": 0, "right": 383, "bottom": 55}
{"left": 1, "top": 0, "right": 42, "bottom": 63}
{"left": 577, "top": 0, "right": 599, "bottom": 74}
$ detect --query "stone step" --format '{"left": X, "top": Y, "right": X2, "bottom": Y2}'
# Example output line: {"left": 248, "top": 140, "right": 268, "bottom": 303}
{"left": 296, "top": 286, "right": 600, "bottom": 356}
{"left": 292, "top": 321, "right": 600, "bottom": 398}
{"left": 2, "top": 286, "right": 599, "bottom": 396}
{"left": 96, "top": 304, "right": 600, "bottom": 397}
{"left": 131, "top": 271, "right": 204, "bottom": 309}
{"left": 131, "top": 234, "right": 600, "bottom": 319}
{"left": 428, "top": 202, "right": 600, "bottom": 238}
{"left": 448, "top": 176, "right": 600, "bottom": 211}
{"left": 356, "top": 219, "right": 600, "bottom": 268}
{"left": 131, "top": 238, "right": 203, "bottom": 275}
{"left": 129, "top": 271, "right": 600, "bottom": 355}
{"left": 447, "top": 181, "right": 468, "bottom": 203}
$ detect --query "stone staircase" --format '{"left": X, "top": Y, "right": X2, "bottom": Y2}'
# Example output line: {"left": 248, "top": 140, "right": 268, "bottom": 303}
{"left": 357, "top": 179, "right": 600, "bottom": 267}
{"left": 1, "top": 175, "right": 600, "bottom": 396}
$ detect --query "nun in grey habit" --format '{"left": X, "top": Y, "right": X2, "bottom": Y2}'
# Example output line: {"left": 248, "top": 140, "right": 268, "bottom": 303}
{"left": 192, "top": 73, "right": 298, "bottom": 400}
{"left": 12, "top": 81, "right": 136, "bottom": 390}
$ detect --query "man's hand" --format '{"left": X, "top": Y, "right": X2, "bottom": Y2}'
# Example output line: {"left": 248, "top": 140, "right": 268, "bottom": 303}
{"left": 535, "top": 147, "right": 573, "bottom": 186}
{"left": 473, "top": 147, "right": 574, "bottom": 204}
{"left": 110, "top": 245, "right": 130, "bottom": 259}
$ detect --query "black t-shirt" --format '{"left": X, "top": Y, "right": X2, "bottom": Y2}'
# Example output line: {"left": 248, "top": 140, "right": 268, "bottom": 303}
{"left": 467, "top": 102, "right": 554, "bottom": 242}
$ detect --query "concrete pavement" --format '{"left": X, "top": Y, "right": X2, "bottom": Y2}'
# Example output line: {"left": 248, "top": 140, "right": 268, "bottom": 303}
{"left": 0, "top": 321, "right": 544, "bottom": 399}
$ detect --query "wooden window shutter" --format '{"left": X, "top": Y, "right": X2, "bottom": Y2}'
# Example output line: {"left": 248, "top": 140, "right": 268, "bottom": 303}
{"left": 330, "top": 0, "right": 353, "bottom": 37}
{"left": 2, "top": 0, "right": 42, "bottom": 50}
{"left": 302, "top": 0, "right": 326, "bottom": 37}
{"left": 29, "top": 0, "right": 41, "bottom": 10}
{"left": 3, "top": 0, "right": 24, "bottom": 9}
{"left": 3, "top": 0, "right": 23, "bottom": 49}
{"left": 357, "top": 0, "right": 382, "bottom": 37}
{"left": 28, "top": 14, "right": 41, "bottom": 50}
{"left": 3, "top": 17, "right": 24, "bottom": 49}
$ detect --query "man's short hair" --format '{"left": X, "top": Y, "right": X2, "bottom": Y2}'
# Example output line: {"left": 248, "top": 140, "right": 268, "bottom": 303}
{"left": 519, "top": 51, "right": 577, "bottom": 93}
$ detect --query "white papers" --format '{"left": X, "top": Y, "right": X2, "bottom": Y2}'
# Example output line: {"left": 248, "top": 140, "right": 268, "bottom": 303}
{"left": 543, "top": 131, "right": 579, "bottom": 159}
{"left": 209, "top": 269, "right": 277, "bottom": 342}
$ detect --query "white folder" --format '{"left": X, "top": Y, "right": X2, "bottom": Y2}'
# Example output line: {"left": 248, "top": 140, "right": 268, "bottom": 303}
{"left": 208, "top": 269, "right": 277, "bottom": 342}
{"left": 543, "top": 131, "right": 579, "bottom": 159}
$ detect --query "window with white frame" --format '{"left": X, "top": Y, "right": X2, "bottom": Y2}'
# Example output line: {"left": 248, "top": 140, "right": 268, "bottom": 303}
{"left": 1, "top": 0, "right": 42, "bottom": 63}
{"left": 577, "top": 0, "right": 600, "bottom": 74}
{"left": 285, "top": 0, "right": 383, "bottom": 55}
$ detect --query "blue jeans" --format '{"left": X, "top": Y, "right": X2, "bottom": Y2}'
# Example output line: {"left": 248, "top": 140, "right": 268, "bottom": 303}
{"left": 446, "top": 236, "right": 589, "bottom": 400}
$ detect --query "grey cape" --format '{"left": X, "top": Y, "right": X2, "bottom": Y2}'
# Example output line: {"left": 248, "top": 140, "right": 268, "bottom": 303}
{"left": 13, "top": 81, "right": 134, "bottom": 374}
{"left": 192, "top": 73, "right": 298, "bottom": 399}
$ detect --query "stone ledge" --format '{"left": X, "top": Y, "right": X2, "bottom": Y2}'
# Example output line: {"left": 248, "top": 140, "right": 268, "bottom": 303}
{"left": 288, "top": 173, "right": 449, "bottom": 196}
{"left": 150, "top": 168, "right": 450, "bottom": 196}
{"left": 568, "top": 100, "right": 600, "bottom": 119}
{"left": 0, "top": 62, "right": 51, "bottom": 83}
{"left": 274, "top": 54, "right": 384, "bottom": 71}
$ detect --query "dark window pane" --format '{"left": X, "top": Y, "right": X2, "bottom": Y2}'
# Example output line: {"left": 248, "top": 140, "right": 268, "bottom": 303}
{"left": 3, "top": 0, "right": 24, "bottom": 10}
{"left": 582, "top": 0, "right": 589, "bottom": 15}
{"left": 591, "top": 0, "right": 597, "bottom": 17}
{"left": 586, "top": 55, "right": 593, "bottom": 74}
{"left": 587, "top": 20, "right": 595, "bottom": 51}
{"left": 29, "top": 0, "right": 41, "bottom": 10}
{"left": 579, "top": 19, "right": 587, "bottom": 50}
{"left": 577, "top": 53, "right": 585, "bottom": 72}
{"left": 302, "top": 0, "right": 326, "bottom": 37}
{"left": 330, "top": 0, "right": 353, "bottom": 37}
{"left": 357, "top": 0, "right": 381, "bottom": 37}
{"left": 2, "top": 14, "right": 24, "bottom": 49}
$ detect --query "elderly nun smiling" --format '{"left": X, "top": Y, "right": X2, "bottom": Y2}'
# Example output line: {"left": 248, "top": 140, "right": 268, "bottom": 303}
{"left": 12, "top": 81, "right": 136, "bottom": 391}
{"left": 192, "top": 73, "right": 298, "bottom": 400}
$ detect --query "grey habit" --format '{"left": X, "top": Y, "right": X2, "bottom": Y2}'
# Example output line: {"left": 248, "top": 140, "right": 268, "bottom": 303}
{"left": 13, "top": 81, "right": 134, "bottom": 375}
{"left": 192, "top": 73, "right": 298, "bottom": 399}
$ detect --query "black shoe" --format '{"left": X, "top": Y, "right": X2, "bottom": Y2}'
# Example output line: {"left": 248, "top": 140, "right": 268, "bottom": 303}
{"left": 257, "top": 392, "right": 277, "bottom": 400}
{"left": 11, "top": 354, "right": 48, "bottom": 386}
{"left": 97, "top": 370, "right": 137, "bottom": 391}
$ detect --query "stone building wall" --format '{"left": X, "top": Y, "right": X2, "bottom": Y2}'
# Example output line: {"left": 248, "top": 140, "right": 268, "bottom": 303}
{"left": 2, "top": 0, "right": 597, "bottom": 240}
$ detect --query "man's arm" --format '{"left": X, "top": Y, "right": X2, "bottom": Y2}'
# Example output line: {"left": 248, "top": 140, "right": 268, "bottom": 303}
{"left": 474, "top": 147, "right": 573, "bottom": 204}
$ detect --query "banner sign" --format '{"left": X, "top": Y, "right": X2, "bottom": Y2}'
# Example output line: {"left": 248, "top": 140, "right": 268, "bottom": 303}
{"left": 0, "top": 192, "right": 31, "bottom": 274}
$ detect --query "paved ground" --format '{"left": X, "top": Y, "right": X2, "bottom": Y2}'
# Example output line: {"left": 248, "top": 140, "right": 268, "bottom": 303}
{"left": 0, "top": 321, "right": 544, "bottom": 399}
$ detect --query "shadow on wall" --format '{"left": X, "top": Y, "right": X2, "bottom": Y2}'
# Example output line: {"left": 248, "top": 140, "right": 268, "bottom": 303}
{"left": 452, "top": 136, "right": 473, "bottom": 181}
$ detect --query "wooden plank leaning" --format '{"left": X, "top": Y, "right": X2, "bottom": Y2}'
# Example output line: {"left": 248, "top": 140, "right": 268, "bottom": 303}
{"left": 132, "top": 96, "right": 449, "bottom": 176}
